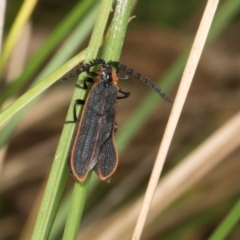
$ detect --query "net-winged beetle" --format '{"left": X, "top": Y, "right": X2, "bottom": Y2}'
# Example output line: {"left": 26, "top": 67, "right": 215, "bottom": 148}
{"left": 63, "top": 58, "right": 171, "bottom": 182}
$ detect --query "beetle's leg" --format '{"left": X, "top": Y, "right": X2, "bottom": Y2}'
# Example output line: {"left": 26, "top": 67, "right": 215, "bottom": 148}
{"left": 64, "top": 99, "right": 85, "bottom": 124}
{"left": 111, "top": 62, "right": 172, "bottom": 103}
{"left": 75, "top": 77, "right": 94, "bottom": 89}
{"left": 117, "top": 88, "right": 130, "bottom": 99}
{"left": 88, "top": 71, "right": 98, "bottom": 76}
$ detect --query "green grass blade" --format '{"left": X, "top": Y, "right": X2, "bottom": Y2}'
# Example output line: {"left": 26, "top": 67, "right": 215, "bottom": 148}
{"left": 208, "top": 198, "right": 240, "bottom": 240}
{"left": 62, "top": 178, "right": 91, "bottom": 240}
{"left": 100, "top": 0, "right": 133, "bottom": 61}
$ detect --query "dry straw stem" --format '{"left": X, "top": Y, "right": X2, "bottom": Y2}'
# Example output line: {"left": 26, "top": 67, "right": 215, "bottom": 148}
{"left": 146, "top": 110, "right": 240, "bottom": 227}
{"left": 132, "top": 0, "right": 219, "bottom": 239}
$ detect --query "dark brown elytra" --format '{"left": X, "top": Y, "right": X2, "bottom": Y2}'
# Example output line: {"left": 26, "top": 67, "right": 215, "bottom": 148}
{"left": 63, "top": 59, "right": 171, "bottom": 182}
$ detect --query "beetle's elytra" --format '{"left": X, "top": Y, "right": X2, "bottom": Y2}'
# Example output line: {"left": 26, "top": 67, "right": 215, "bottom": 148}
{"left": 63, "top": 59, "right": 171, "bottom": 182}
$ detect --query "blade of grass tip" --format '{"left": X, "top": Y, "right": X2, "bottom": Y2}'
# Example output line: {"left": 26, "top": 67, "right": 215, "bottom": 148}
{"left": 62, "top": 1, "right": 114, "bottom": 239}
{"left": 132, "top": 1, "right": 219, "bottom": 239}
{"left": 0, "top": 0, "right": 37, "bottom": 73}
{"left": 208, "top": 198, "right": 240, "bottom": 240}
{"left": 0, "top": 0, "right": 96, "bottom": 106}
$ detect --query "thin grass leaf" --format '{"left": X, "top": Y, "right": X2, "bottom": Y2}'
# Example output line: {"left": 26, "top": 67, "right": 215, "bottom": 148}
{"left": 100, "top": 0, "right": 133, "bottom": 61}
{"left": 208, "top": 198, "right": 240, "bottom": 240}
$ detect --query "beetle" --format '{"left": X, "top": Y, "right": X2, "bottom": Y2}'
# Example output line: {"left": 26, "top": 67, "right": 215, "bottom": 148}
{"left": 63, "top": 58, "right": 171, "bottom": 182}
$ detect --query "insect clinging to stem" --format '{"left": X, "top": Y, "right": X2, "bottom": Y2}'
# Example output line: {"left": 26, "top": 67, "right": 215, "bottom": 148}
{"left": 63, "top": 58, "right": 172, "bottom": 182}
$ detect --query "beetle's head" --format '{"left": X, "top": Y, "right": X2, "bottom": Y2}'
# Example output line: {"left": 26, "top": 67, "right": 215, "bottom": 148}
{"left": 99, "top": 64, "right": 113, "bottom": 86}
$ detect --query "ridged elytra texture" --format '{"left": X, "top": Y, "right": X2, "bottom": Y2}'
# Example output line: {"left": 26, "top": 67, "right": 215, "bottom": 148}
{"left": 70, "top": 82, "right": 118, "bottom": 182}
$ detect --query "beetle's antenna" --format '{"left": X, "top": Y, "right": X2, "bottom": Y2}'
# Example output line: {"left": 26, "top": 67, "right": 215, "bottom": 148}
{"left": 110, "top": 62, "right": 172, "bottom": 103}
{"left": 61, "top": 58, "right": 106, "bottom": 81}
